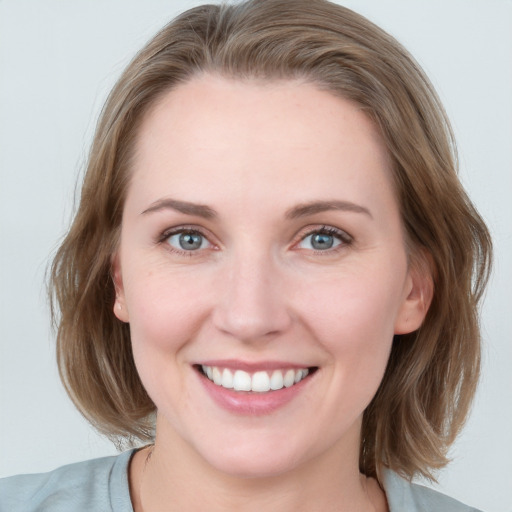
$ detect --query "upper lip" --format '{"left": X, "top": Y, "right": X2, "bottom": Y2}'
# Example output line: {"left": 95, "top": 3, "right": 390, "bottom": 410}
{"left": 195, "top": 359, "right": 315, "bottom": 372}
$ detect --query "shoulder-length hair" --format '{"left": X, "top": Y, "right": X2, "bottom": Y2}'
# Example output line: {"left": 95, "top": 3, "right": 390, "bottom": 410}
{"left": 50, "top": 0, "right": 492, "bottom": 481}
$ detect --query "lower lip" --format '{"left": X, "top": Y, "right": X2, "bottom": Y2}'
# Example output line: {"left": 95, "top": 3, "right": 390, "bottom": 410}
{"left": 198, "top": 371, "right": 313, "bottom": 415}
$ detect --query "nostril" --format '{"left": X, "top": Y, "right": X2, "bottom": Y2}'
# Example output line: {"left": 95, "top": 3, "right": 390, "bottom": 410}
{"left": 211, "top": 306, "right": 293, "bottom": 343}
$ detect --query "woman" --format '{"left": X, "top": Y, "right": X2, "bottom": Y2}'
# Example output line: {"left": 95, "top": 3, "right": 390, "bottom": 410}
{"left": 0, "top": 1, "right": 493, "bottom": 511}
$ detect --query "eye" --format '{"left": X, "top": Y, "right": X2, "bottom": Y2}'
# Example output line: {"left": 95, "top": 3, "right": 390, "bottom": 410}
{"left": 297, "top": 227, "right": 351, "bottom": 251}
{"left": 165, "top": 230, "right": 211, "bottom": 252}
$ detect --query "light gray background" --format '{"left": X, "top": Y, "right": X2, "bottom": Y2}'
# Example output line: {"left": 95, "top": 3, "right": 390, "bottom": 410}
{"left": 0, "top": 1, "right": 510, "bottom": 511}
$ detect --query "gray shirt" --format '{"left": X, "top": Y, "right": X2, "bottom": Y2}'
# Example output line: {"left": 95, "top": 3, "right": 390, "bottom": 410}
{"left": 0, "top": 449, "right": 482, "bottom": 511}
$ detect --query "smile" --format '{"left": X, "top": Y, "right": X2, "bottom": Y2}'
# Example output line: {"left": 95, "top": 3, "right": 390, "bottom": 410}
{"left": 200, "top": 365, "right": 311, "bottom": 393}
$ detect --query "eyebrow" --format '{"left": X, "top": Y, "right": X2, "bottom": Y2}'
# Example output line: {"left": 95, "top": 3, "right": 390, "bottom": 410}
{"left": 141, "top": 198, "right": 372, "bottom": 220}
{"left": 141, "top": 198, "right": 217, "bottom": 218}
{"left": 285, "top": 200, "right": 373, "bottom": 220}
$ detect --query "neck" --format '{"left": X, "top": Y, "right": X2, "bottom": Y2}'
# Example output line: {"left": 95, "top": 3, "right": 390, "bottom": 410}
{"left": 130, "top": 418, "right": 386, "bottom": 512}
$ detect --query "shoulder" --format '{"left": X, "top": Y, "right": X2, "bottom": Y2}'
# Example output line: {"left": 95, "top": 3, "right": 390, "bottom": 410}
{"left": 381, "top": 469, "right": 483, "bottom": 512}
{"left": 0, "top": 449, "right": 135, "bottom": 512}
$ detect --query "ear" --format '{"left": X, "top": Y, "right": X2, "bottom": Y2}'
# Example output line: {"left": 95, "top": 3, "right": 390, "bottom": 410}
{"left": 111, "top": 253, "right": 130, "bottom": 323}
{"left": 394, "top": 251, "right": 434, "bottom": 335}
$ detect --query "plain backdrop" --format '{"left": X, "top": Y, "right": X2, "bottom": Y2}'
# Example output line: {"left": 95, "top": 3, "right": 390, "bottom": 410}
{"left": 0, "top": 1, "right": 511, "bottom": 511}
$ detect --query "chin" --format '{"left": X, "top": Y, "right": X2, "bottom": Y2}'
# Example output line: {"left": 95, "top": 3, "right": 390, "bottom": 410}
{"left": 194, "top": 431, "right": 308, "bottom": 479}
{"left": 206, "top": 451, "right": 302, "bottom": 479}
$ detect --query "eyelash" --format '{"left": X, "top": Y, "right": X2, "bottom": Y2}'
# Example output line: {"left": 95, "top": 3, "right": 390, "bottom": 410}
{"left": 299, "top": 225, "right": 352, "bottom": 251}
{"left": 157, "top": 225, "right": 353, "bottom": 256}
{"left": 158, "top": 226, "right": 213, "bottom": 256}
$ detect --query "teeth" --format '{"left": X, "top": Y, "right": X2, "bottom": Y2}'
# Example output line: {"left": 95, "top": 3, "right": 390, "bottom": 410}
{"left": 295, "top": 369, "right": 308, "bottom": 383}
{"left": 270, "top": 370, "right": 284, "bottom": 390}
{"left": 233, "top": 370, "right": 251, "bottom": 391}
{"left": 221, "top": 368, "right": 234, "bottom": 389}
{"left": 201, "top": 365, "right": 310, "bottom": 393}
{"left": 284, "top": 369, "right": 295, "bottom": 387}
{"left": 251, "top": 371, "right": 270, "bottom": 392}
{"left": 212, "top": 367, "right": 222, "bottom": 385}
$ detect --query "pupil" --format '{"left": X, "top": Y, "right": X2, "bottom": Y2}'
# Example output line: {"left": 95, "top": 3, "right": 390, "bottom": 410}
{"left": 312, "top": 233, "right": 333, "bottom": 250}
{"left": 179, "top": 232, "right": 202, "bottom": 250}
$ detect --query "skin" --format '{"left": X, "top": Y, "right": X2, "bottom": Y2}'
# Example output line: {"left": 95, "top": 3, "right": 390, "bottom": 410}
{"left": 113, "top": 75, "right": 432, "bottom": 511}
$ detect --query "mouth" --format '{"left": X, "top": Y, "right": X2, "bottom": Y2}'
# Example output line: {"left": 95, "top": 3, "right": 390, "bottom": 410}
{"left": 196, "top": 364, "right": 317, "bottom": 393}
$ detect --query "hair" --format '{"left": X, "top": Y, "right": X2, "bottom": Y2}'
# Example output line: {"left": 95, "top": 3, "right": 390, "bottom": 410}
{"left": 49, "top": 0, "right": 492, "bottom": 481}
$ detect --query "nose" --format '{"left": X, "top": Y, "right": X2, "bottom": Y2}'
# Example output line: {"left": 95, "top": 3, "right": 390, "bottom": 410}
{"left": 212, "top": 251, "right": 292, "bottom": 343}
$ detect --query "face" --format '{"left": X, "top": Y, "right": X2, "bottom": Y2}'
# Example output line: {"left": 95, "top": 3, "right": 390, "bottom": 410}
{"left": 114, "top": 75, "right": 429, "bottom": 478}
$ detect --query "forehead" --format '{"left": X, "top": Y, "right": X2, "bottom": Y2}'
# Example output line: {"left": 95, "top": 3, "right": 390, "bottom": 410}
{"left": 127, "top": 74, "right": 395, "bottom": 215}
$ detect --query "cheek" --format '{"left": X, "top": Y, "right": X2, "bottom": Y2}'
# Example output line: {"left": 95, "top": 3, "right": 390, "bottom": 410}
{"left": 300, "top": 270, "right": 403, "bottom": 424}
{"left": 123, "top": 270, "right": 214, "bottom": 412}
{"left": 297, "top": 262, "right": 406, "bottom": 392}
{"left": 302, "top": 269, "right": 404, "bottom": 342}
{"left": 124, "top": 268, "right": 213, "bottom": 355}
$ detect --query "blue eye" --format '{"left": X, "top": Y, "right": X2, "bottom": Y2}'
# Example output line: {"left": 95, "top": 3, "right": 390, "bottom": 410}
{"left": 166, "top": 231, "right": 210, "bottom": 251}
{"left": 297, "top": 228, "right": 349, "bottom": 251}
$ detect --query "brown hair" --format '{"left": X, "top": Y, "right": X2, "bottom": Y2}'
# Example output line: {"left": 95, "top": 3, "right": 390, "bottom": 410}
{"left": 49, "top": 0, "right": 492, "bottom": 481}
